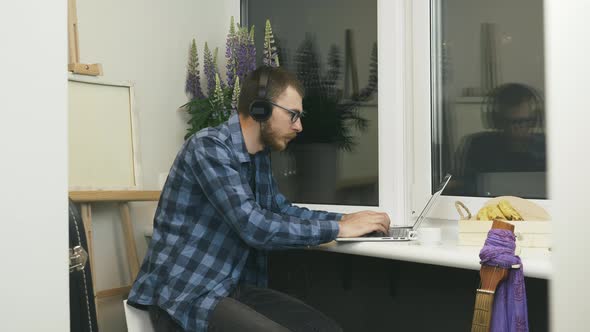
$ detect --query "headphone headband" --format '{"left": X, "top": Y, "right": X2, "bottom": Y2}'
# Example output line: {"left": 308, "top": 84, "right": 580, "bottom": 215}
{"left": 258, "top": 68, "right": 270, "bottom": 99}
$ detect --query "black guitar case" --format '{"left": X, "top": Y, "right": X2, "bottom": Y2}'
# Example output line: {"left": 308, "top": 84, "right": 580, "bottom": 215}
{"left": 69, "top": 199, "right": 99, "bottom": 332}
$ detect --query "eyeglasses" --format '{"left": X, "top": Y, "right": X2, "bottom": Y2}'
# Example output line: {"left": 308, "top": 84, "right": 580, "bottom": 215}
{"left": 504, "top": 117, "right": 537, "bottom": 128}
{"left": 268, "top": 101, "right": 305, "bottom": 123}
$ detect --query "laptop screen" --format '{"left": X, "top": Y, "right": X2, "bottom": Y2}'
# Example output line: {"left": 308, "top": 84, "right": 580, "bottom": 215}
{"left": 411, "top": 174, "right": 452, "bottom": 229}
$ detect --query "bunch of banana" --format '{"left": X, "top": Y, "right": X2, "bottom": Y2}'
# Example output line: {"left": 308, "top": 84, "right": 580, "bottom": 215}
{"left": 476, "top": 200, "right": 524, "bottom": 221}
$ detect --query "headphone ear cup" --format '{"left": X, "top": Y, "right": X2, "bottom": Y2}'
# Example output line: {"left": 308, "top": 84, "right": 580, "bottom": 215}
{"left": 249, "top": 100, "right": 273, "bottom": 122}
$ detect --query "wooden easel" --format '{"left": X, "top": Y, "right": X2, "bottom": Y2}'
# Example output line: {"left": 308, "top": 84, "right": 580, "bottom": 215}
{"left": 69, "top": 190, "right": 161, "bottom": 300}
{"left": 68, "top": 0, "right": 102, "bottom": 76}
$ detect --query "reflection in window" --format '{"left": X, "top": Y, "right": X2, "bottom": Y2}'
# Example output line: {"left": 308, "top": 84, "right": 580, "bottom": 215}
{"left": 243, "top": 0, "right": 378, "bottom": 205}
{"left": 431, "top": 0, "right": 546, "bottom": 198}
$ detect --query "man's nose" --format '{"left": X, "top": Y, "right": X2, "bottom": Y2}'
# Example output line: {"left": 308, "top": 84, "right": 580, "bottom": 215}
{"left": 292, "top": 118, "right": 303, "bottom": 133}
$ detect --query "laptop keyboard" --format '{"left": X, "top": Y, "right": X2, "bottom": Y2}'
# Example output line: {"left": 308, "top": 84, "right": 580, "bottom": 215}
{"left": 364, "top": 228, "right": 410, "bottom": 238}
{"left": 389, "top": 228, "right": 409, "bottom": 238}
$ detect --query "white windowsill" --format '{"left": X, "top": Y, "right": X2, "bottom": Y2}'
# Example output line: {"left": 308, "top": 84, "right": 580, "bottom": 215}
{"left": 312, "top": 237, "right": 551, "bottom": 279}
{"left": 142, "top": 218, "right": 551, "bottom": 280}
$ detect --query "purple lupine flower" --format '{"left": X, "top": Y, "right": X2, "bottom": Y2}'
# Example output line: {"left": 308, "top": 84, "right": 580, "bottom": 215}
{"left": 263, "top": 19, "right": 280, "bottom": 67}
{"left": 210, "top": 73, "right": 226, "bottom": 121}
{"left": 225, "top": 17, "right": 238, "bottom": 91}
{"left": 203, "top": 42, "right": 216, "bottom": 97}
{"left": 234, "top": 27, "right": 249, "bottom": 83}
{"left": 231, "top": 76, "right": 241, "bottom": 113}
{"left": 235, "top": 26, "right": 256, "bottom": 84}
{"left": 247, "top": 26, "right": 257, "bottom": 73}
{"left": 213, "top": 47, "right": 225, "bottom": 90}
{"left": 185, "top": 38, "right": 204, "bottom": 100}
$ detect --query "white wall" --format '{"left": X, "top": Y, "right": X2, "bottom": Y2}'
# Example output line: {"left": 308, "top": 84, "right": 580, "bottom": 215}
{"left": 0, "top": 1, "right": 68, "bottom": 331}
{"left": 546, "top": 0, "right": 590, "bottom": 330}
{"left": 77, "top": 0, "right": 239, "bottom": 188}
{"left": 74, "top": 1, "right": 239, "bottom": 331}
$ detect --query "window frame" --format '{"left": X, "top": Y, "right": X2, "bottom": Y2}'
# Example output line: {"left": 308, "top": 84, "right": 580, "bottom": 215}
{"left": 411, "top": 0, "right": 552, "bottom": 221}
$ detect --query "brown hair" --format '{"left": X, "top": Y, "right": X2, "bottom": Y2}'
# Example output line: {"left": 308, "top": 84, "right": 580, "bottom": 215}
{"left": 482, "top": 83, "right": 544, "bottom": 130}
{"left": 237, "top": 66, "right": 305, "bottom": 117}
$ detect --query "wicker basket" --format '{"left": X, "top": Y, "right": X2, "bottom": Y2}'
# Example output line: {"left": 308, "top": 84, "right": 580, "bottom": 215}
{"left": 455, "top": 196, "right": 551, "bottom": 248}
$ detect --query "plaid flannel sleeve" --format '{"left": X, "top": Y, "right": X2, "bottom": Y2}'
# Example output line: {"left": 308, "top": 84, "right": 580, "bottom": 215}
{"left": 188, "top": 137, "right": 339, "bottom": 249}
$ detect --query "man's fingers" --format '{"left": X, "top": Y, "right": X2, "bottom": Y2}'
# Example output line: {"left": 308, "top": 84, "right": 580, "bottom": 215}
{"left": 373, "top": 214, "right": 389, "bottom": 226}
{"left": 380, "top": 213, "right": 391, "bottom": 228}
{"left": 372, "top": 223, "right": 387, "bottom": 235}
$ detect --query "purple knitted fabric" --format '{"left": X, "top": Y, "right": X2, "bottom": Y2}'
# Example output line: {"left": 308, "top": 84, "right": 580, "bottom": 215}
{"left": 479, "top": 229, "right": 529, "bottom": 332}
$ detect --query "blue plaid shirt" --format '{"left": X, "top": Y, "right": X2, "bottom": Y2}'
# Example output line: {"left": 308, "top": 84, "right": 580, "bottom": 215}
{"left": 128, "top": 114, "right": 341, "bottom": 331}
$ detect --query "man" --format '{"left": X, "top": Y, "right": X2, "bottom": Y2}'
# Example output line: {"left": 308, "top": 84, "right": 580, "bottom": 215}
{"left": 128, "top": 66, "right": 391, "bottom": 331}
{"left": 449, "top": 83, "right": 546, "bottom": 197}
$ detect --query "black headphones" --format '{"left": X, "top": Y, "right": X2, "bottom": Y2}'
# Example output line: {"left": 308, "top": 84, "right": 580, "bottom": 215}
{"left": 248, "top": 67, "right": 273, "bottom": 122}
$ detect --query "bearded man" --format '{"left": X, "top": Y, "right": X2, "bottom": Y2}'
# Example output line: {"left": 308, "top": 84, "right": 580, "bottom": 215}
{"left": 128, "top": 66, "right": 390, "bottom": 332}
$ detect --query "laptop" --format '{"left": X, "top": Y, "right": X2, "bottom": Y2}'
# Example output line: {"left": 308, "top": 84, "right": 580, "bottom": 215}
{"left": 336, "top": 174, "right": 452, "bottom": 242}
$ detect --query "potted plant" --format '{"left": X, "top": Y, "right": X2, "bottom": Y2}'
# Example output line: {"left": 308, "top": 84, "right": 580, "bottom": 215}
{"left": 181, "top": 17, "right": 280, "bottom": 139}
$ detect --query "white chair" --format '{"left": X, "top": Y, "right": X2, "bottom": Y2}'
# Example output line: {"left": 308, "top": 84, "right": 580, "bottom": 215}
{"left": 123, "top": 299, "right": 155, "bottom": 332}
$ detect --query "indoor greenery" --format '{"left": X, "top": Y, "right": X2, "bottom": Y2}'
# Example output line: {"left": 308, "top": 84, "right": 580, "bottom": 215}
{"left": 181, "top": 18, "right": 378, "bottom": 153}
{"left": 182, "top": 17, "right": 279, "bottom": 139}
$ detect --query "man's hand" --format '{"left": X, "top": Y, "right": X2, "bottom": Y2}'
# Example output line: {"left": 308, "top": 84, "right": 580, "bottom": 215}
{"left": 337, "top": 211, "right": 391, "bottom": 238}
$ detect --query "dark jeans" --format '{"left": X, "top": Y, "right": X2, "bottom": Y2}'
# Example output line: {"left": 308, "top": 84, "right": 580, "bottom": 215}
{"left": 149, "top": 284, "right": 342, "bottom": 332}
{"left": 149, "top": 305, "right": 184, "bottom": 332}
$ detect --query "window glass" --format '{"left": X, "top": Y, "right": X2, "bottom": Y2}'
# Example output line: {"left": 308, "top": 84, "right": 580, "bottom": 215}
{"left": 432, "top": 0, "right": 546, "bottom": 198}
{"left": 244, "top": 0, "right": 378, "bottom": 205}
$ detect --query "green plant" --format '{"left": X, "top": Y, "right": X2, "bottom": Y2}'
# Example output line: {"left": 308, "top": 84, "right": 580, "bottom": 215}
{"left": 182, "top": 17, "right": 280, "bottom": 139}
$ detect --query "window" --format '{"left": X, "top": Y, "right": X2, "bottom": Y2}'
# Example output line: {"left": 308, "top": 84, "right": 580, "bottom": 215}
{"left": 242, "top": 0, "right": 379, "bottom": 206}
{"left": 411, "top": 0, "right": 548, "bottom": 220}
{"left": 431, "top": 0, "right": 546, "bottom": 199}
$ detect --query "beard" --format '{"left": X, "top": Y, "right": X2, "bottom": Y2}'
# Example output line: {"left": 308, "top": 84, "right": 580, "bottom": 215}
{"left": 261, "top": 122, "right": 295, "bottom": 151}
